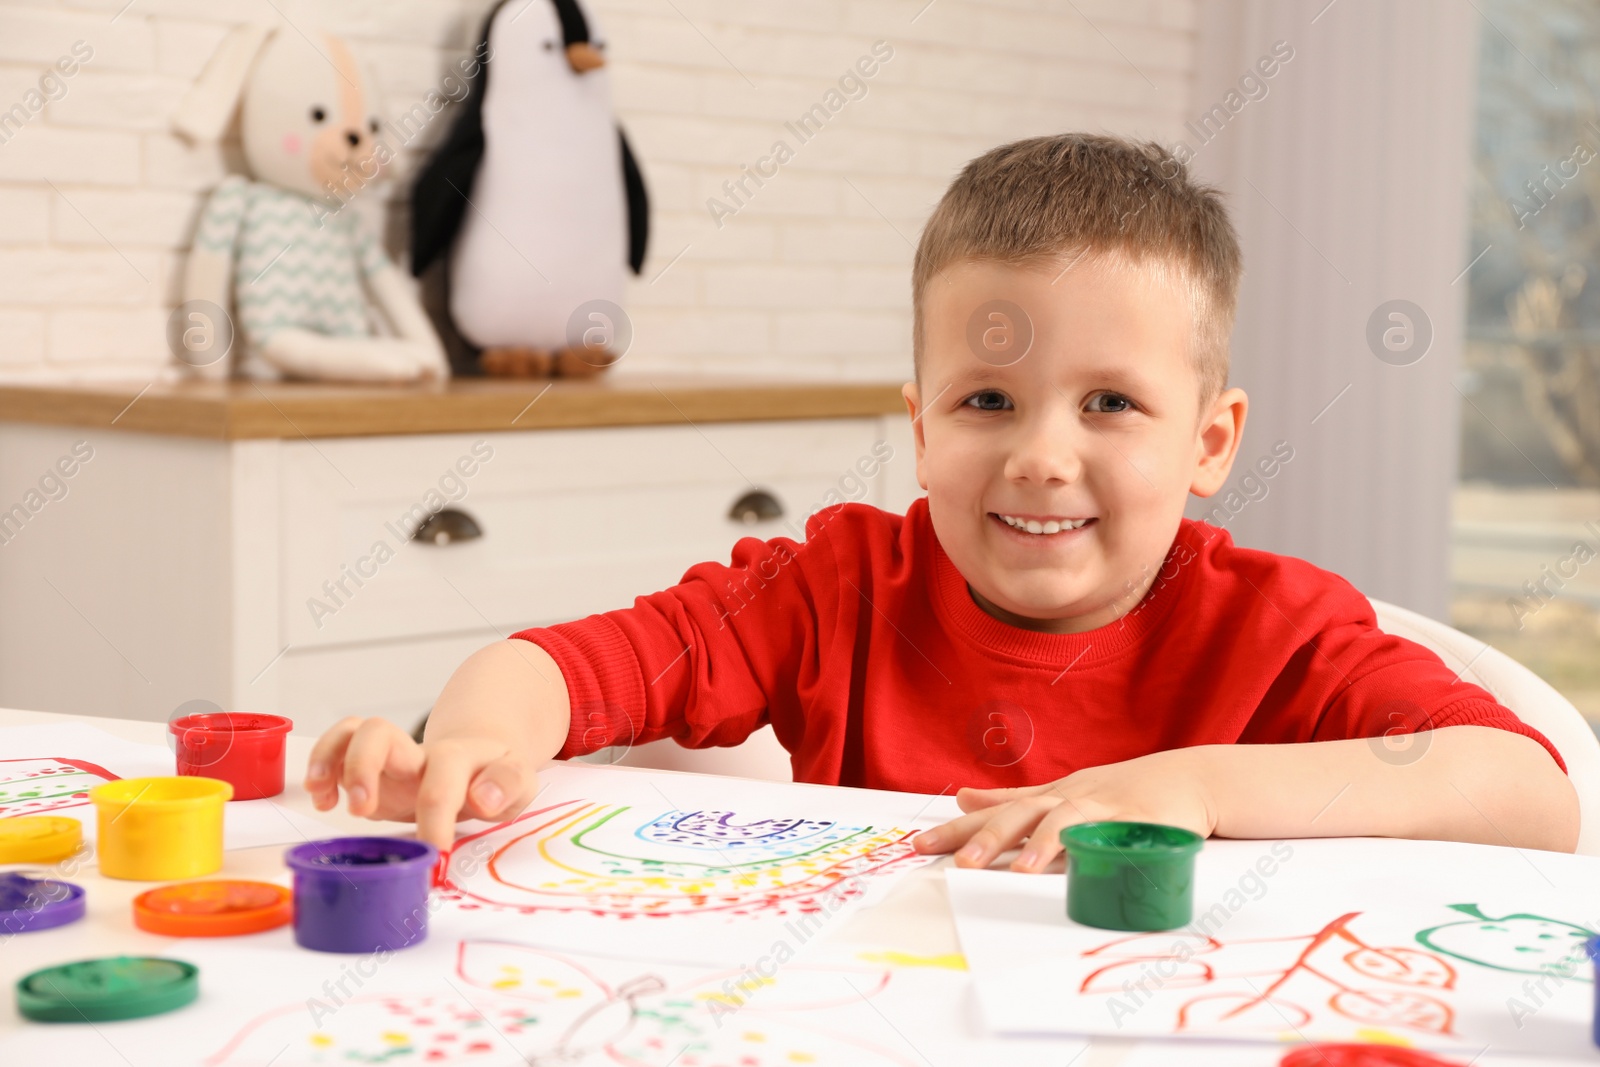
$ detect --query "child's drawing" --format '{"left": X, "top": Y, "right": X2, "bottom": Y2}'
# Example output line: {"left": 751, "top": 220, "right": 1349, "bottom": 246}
{"left": 0, "top": 757, "right": 118, "bottom": 817}
{"left": 437, "top": 798, "right": 929, "bottom": 919}
{"left": 1079, "top": 912, "right": 1461, "bottom": 1039}
{"left": 1415, "top": 904, "right": 1595, "bottom": 981}
{"left": 205, "top": 939, "right": 914, "bottom": 1066}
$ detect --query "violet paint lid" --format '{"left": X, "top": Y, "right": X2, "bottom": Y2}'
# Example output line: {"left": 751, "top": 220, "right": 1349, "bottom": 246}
{"left": 0, "top": 871, "right": 86, "bottom": 933}
{"left": 284, "top": 837, "right": 437, "bottom": 878}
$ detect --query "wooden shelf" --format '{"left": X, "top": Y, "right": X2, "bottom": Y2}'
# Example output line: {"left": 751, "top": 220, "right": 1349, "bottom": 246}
{"left": 0, "top": 375, "right": 908, "bottom": 440}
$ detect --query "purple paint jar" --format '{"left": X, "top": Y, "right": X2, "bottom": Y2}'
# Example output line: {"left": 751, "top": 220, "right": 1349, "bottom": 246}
{"left": 1589, "top": 936, "right": 1600, "bottom": 1048}
{"left": 284, "top": 837, "right": 438, "bottom": 954}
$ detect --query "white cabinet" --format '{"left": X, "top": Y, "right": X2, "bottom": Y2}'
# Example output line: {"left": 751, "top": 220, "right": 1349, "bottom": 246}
{"left": 0, "top": 412, "right": 919, "bottom": 744}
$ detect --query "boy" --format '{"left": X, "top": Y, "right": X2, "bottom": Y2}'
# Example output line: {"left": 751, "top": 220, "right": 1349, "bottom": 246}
{"left": 307, "top": 134, "right": 1578, "bottom": 866}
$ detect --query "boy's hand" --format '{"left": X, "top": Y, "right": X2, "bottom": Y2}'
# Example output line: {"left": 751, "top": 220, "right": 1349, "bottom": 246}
{"left": 304, "top": 717, "right": 538, "bottom": 849}
{"left": 912, "top": 751, "right": 1217, "bottom": 873}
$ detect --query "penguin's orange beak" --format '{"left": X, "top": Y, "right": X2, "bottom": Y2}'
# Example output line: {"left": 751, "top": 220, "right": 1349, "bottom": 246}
{"left": 566, "top": 42, "right": 605, "bottom": 73}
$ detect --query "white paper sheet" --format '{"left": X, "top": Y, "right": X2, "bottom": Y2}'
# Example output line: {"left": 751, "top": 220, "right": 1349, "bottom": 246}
{"left": 0, "top": 859, "right": 1078, "bottom": 1066}
{"left": 805, "top": 938, "right": 1091, "bottom": 1067}
{"left": 947, "top": 836, "right": 1600, "bottom": 1057}
{"left": 0, "top": 721, "right": 336, "bottom": 853}
{"left": 434, "top": 761, "right": 962, "bottom": 967}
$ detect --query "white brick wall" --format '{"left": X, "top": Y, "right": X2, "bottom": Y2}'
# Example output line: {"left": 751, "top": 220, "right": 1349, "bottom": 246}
{"left": 0, "top": 0, "right": 1198, "bottom": 382}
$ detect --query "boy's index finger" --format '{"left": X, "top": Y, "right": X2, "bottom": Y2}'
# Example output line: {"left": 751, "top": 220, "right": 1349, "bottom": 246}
{"left": 414, "top": 746, "right": 475, "bottom": 850}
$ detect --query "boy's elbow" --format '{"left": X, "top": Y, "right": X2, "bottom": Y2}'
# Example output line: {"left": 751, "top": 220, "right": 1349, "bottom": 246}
{"left": 1455, "top": 728, "right": 1580, "bottom": 853}
{"left": 1535, "top": 760, "right": 1582, "bottom": 854}
{"left": 1552, "top": 776, "right": 1581, "bottom": 853}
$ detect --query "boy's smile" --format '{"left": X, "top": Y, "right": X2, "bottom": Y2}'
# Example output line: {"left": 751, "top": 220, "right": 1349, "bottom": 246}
{"left": 905, "top": 254, "right": 1248, "bottom": 635}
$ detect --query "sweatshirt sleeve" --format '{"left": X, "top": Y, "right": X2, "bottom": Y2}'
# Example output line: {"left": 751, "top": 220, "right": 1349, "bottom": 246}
{"left": 510, "top": 526, "right": 830, "bottom": 761}
{"left": 1265, "top": 581, "right": 1567, "bottom": 773}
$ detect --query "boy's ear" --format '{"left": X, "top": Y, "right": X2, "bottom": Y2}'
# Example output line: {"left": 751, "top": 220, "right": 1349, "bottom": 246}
{"left": 902, "top": 381, "right": 930, "bottom": 492}
{"left": 1189, "top": 386, "right": 1248, "bottom": 498}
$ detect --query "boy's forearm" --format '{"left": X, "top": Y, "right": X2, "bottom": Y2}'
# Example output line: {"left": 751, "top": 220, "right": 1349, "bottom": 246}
{"left": 1184, "top": 726, "right": 1578, "bottom": 852}
{"left": 423, "top": 639, "right": 571, "bottom": 761}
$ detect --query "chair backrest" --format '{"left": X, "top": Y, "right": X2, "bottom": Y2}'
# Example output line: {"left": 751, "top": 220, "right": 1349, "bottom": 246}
{"left": 1369, "top": 597, "right": 1600, "bottom": 856}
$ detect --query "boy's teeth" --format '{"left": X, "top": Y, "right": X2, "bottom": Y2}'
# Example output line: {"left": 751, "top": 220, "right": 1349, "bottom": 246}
{"left": 998, "top": 514, "right": 1089, "bottom": 534}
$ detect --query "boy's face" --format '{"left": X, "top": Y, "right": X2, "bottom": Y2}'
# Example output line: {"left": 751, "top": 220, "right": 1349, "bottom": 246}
{"left": 905, "top": 255, "right": 1247, "bottom": 634}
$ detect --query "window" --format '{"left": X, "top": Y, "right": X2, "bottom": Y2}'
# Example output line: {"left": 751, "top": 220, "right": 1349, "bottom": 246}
{"left": 1455, "top": 0, "right": 1600, "bottom": 728}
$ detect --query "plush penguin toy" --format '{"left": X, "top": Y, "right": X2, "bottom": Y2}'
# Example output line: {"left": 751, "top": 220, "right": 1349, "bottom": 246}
{"left": 411, "top": 0, "right": 648, "bottom": 378}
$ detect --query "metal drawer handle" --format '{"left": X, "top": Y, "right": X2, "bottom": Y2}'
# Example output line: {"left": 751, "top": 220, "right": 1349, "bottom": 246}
{"left": 728, "top": 489, "right": 783, "bottom": 525}
{"left": 413, "top": 508, "right": 483, "bottom": 545}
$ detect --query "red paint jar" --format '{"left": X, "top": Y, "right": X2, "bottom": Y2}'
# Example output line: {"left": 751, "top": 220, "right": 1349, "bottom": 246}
{"left": 170, "top": 713, "right": 293, "bottom": 801}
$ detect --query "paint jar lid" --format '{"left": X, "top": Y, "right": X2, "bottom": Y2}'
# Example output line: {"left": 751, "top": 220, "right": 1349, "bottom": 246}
{"left": 169, "top": 712, "right": 293, "bottom": 738}
{"left": 90, "top": 776, "right": 233, "bottom": 810}
{"left": 1060, "top": 820, "right": 1203, "bottom": 857}
{"left": 0, "top": 815, "right": 82, "bottom": 864}
{"left": 15, "top": 956, "right": 198, "bottom": 1022}
{"left": 284, "top": 836, "right": 438, "bottom": 880}
{"left": 133, "top": 880, "right": 291, "bottom": 937}
{"left": 0, "top": 872, "right": 86, "bottom": 933}
{"left": 169, "top": 713, "right": 293, "bottom": 767}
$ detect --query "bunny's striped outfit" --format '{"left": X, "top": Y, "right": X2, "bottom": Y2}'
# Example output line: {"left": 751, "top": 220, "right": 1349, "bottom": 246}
{"left": 191, "top": 175, "right": 385, "bottom": 364}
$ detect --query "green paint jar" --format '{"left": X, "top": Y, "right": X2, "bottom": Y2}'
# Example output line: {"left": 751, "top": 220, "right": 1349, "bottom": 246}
{"left": 1060, "top": 821, "right": 1203, "bottom": 932}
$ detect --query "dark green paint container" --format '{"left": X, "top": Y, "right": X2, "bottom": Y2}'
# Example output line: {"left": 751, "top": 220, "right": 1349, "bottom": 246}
{"left": 1061, "top": 821, "right": 1203, "bottom": 932}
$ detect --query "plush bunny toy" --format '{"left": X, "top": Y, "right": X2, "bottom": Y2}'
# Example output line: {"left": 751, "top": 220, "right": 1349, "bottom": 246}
{"left": 172, "top": 25, "right": 447, "bottom": 382}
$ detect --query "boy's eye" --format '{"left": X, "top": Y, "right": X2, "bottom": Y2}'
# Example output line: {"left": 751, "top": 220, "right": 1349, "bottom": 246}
{"left": 962, "top": 390, "right": 1013, "bottom": 412}
{"left": 1086, "top": 392, "right": 1134, "bottom": 413}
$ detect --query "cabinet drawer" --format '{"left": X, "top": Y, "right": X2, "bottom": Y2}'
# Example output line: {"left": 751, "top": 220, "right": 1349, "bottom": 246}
{"left": 277, "top": 632, "right": 485, "bottom": 738}
{"left": 278, "top": 419, "right": 894, "bottom": 649}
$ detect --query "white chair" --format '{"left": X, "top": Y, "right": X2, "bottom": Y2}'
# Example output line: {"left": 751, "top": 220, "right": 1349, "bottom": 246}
{"left": 1370, "top": 597, "right": 1600, "bottom": 856}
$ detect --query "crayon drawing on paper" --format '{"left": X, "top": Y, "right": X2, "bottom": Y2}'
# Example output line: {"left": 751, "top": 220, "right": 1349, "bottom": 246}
{"left": 1065, "top": 904, "right": 1594, "bottom": 1045}
{"left": 437, "top": 798, "right": 930, "bottom": 919}
{"left": 0, "top": 757, "right": 118, "bottom": 818}
{"left": 205, "top": 939, "right": 916, "bottom": 1066}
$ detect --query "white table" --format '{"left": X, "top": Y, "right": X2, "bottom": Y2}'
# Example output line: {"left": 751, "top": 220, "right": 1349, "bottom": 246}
{"left": 43, "top": 709, "right": 1597, "bottom": 1066}
{"left": 0, "top": 708, "right": 1162, "bottom": 1065}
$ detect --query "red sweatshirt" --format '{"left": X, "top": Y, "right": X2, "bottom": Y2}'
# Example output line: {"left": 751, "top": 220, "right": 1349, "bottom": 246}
{"left": 513, "top": 498, "right": 1563, "bottom": 791}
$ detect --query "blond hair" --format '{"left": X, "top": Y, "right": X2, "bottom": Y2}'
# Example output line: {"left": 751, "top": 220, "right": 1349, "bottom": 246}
{"left": 912, "top": 133, "right": 1242, "bottom": 402}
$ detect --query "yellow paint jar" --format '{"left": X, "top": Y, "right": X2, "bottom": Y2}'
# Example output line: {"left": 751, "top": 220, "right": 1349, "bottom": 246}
{"left": 90, "top": 776, "right": 232, "bottom": 881}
